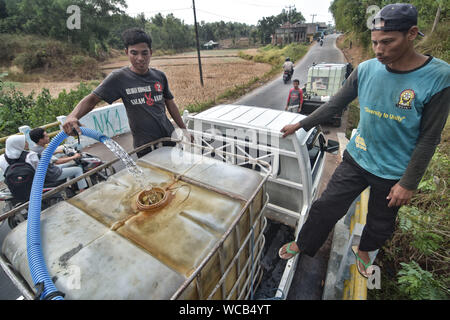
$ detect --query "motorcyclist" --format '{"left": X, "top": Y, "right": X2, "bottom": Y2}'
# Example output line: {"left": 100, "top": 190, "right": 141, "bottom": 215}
{"left": 283, "top": 57, "right": 294, "bottom": 77}
{"left": 29, "top": 127, "right": 87, "bottom": 192}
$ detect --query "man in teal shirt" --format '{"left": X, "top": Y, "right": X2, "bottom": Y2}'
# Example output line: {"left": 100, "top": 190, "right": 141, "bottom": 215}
{"left": 278, "top": 3, "right": 449, "bottom": 277}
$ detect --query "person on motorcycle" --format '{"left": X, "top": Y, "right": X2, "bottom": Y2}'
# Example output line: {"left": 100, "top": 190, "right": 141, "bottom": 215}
{"left": 0, "top": 135, "right": 38, "bottom": 175}
{"left": 283, "top": 57, "right": 294, "bottom": 77}
{"left": 29, "top": 128, "right": 87, "bottom": 192}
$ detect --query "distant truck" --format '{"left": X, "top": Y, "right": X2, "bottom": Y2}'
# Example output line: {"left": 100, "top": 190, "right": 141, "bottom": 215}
{"left": 291, "top": 62, "right": 353, "bottom": 127}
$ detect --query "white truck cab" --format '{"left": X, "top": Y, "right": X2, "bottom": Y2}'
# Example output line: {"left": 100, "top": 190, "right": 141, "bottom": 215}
{"left": 185, "top": 104, "right": 339, "bottom": 297}
{"left": 185, "top": 104, "right": 338, "bottom": 230}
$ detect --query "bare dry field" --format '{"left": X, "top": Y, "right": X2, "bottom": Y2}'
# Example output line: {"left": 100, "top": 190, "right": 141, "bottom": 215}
{"left": 8, "top": 49, "right": 271, "bottom": 110}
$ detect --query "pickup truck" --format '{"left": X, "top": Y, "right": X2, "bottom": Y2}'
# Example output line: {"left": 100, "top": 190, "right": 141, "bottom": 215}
{"left": 185, "top": 104, "right": 339, "bottom": 297}
{"left": 291, "top": 62, "right": 353, "bottom": 127}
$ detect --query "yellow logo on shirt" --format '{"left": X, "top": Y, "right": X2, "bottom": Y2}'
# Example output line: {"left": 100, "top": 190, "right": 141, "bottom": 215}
{"left": 397, "top": 89, "right": 415, "bottom": 109}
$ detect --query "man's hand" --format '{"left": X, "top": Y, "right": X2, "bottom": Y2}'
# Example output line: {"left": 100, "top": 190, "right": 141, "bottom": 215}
{"left": 386, "top": 183, "right": 414, "bottom": 207}
{"left": 62, "top": 93, "right": 101, "bottom": 135}
{"left": 181, "top": 129, "right": 194, "bottom": 143}
{"left": 63, "top": 115, "right": 82, "bottom": 136}
{"left": 280, "top": 122, "right": 301, "bottom": 138}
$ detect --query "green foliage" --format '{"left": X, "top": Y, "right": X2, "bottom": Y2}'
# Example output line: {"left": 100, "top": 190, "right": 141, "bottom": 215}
{"left": 0, "top": 33, "right": 101, "bottom": 79}
{"left": 198, "top": 20, "right": 254, "bottom": 44}
{"left": 0, "top": 0, "right": 127, "bottom": 58}
{"left": 147, "top": 14, "right": 195, "bottom": 51}
{"left": 0, "top": 0, "right": 258, "bottom": 59}
{"left": 345, "top": 101, "right": 360, "bottom": 140}
{"left": 0, "top": 82, "right": 95, "bottom": 138}
{"left": 370, "top": 123, "right": 450, "bottom": 300}
{"left": 0, "top": 87, "right": 35, "bottom": 135}
{"left": 415, "top": 21, "right": 450, "bottom": 63}
{"left": 397, "top": 261, "right": 448, "bottom": 299}
{"left": 330, "top": 0, "right": 450, "bottom": 59}
{"left": 12, "top": 51, "right": 48, "bottom": 73}
{"left": 243, "top": 44, "right": 308, "bottom": 67}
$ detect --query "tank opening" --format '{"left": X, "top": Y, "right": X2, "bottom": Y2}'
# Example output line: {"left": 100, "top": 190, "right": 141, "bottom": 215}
{"left": 136, "top": 187, "right": 170, "bottom": 212}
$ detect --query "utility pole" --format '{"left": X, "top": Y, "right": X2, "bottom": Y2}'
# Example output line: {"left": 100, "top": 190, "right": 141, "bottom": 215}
{"left": 430, "top": 4, "right": 442, "bottom": 35}
{"left": 285, "top": 5, "right": 295, "bottom": 23}
{"left": 285, "top": 5, "right": 295, "bottom": 44}
{"left": 311, "top": 14, "right": 317, "bottom": 23}
{"left": 192, "top": 0, "right": 204, "bottom": 87}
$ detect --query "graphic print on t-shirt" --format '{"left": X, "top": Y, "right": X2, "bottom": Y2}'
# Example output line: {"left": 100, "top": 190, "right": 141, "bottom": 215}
{"left": 126, "top": 84, "right": 164, "bottom": 106}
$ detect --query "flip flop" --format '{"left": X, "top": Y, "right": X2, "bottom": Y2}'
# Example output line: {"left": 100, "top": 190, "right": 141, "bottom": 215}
{"left": 351, "top": 245, "right": 372, "bottom": 278}
{"left": 278, "top": 241, "right": 300, "bottom": 260}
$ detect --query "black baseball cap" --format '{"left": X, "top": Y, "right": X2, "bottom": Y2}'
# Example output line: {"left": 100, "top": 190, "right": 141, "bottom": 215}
{"left": 372, "top": 3, "right": 425, "bottom": 36}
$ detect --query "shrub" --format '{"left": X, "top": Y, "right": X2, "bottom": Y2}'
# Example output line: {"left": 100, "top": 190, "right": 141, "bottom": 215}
{"left": 0, "top": 82, "right": 96, "bottom": 140}
{"left": 12, "top": 51, "right": 48, "bottom": 72}
{"left": 397, "top": 261, "right": 448, "bottom": 300}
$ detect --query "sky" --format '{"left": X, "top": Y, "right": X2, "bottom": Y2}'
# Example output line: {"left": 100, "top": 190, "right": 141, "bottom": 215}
{"left": 124, "top": 0, "right": 335, "bottom": 26}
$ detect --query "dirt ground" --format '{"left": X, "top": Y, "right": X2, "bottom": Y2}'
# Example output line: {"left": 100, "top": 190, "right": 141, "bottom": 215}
{"left": 6, "top": 49, "right": 271, "bottom": 111}
{"left": 336, "top": 34, "right": 372, "bottom": 66}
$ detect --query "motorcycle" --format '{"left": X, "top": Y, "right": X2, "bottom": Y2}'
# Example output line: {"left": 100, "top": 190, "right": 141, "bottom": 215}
{"left": 62, "top": 145, "right": 113, "bottom": 187}
{"left": 320, "top": 39, "right": 323, "bottom": 47}
{"left": 0, "top": 180, "right": 69, "bottom": 229}
{"left": 283, "top": 70, "right": 293, "bottom": 84}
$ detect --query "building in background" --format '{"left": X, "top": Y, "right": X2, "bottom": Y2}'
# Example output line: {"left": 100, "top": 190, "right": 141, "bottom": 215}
{"left": 272, "top": 22, "right": 329, "bottom": 45}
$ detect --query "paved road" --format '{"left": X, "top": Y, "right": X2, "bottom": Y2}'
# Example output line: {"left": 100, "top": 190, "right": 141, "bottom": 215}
{"left": 0, "top": 34, "right": 347, "bottom": 300}
{"left": 235, "top": 34, "right": 346, "bottom": 110}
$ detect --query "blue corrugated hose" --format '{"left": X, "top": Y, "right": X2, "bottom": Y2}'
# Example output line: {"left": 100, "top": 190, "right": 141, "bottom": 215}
{"left": 27, "top": 127, "right": 109, "bottom": 300}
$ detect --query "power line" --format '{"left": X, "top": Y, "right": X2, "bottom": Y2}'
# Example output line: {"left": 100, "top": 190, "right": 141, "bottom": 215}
{"left": 231, "top": 0, "right": 281, "bottom": 8}
{"left": 195, "top": 8, "right": 250, "bottom": 24}
{"left": 127, "top": 8, "right": 191, "bottom": 17}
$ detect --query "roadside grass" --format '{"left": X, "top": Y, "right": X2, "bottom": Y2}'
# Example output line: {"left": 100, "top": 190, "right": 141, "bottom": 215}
{"left": 369, "top": 117, "right": 450, "bottom": 300}
{"left": 0, "top": 33, "right": 107, "bottom": 81}
{"left": 345, "top": 101, "right": 360, "bottom": 140}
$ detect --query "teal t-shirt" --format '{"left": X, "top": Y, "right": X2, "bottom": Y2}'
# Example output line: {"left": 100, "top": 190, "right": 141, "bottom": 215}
{"left": 346, "top": 57, "right": 450, "bottom": 180}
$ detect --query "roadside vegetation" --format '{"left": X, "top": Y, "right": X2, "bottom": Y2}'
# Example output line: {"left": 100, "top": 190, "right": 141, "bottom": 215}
{"left": 331, "top": 0, "right": 449, "bottom": 299}
{"left": 0, "top": 81, "right": 97, "bottom": 138}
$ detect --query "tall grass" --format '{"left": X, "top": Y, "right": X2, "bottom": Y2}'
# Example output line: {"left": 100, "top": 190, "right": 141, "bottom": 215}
{"left": 0, "top": 34, "right": 104, "bottom": 81}
{"left": 239, "top": 43, "right": 309, "bottom": 69}
{"left": 369, "top": 119, "right": 450, "bottom": 300}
